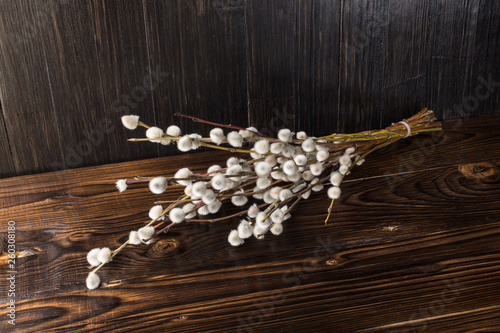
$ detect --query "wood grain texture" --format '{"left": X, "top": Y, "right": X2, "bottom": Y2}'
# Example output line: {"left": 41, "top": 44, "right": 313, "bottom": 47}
{"left": 338, "top": 0, "right": 389, "bottom": 132}
{"left": 31, "top": 0, "right": 110, "bottom": 170}
{"left": 0, "top": 0, "right": 64, "bottom": 175}
{"left": 0, "top": 115, "right": 499, "bottom": 332}
{"left": 91, "top": 0, "right": 159, "bottom": 163}
{"left": 427, "top": 0, "right": 481, "bottom": 120}
{"left": 0, "top": 0, "right": 499, "bottom": 180}
{"left": 0, "top": 109, "right": 15, "bottom": 177}
{"left": 295, "top": 0, "right": 341, "bottom": 136}
{"left": 143, "top": 0, "right": 248, "bottom": 138}
{"left": 246, "top": 0, "right": 297, "bottom": 134}
{"left": 339, "top": 0, "right": 500, "bottom": 131}
{"left": 469, "top": 0, "right": 500, "bottom": 117}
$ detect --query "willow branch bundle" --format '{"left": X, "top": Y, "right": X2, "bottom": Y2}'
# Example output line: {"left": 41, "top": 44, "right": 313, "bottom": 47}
{"left": 84, "top": 108, "right": 442, "bottom": 289}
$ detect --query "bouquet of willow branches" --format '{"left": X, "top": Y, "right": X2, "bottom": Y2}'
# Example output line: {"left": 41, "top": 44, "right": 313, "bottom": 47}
{"left": 85, "top": 108, "right": 441, "bottom": 289}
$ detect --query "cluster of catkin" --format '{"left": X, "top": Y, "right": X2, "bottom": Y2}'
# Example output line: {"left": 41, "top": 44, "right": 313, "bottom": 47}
{"left": 85, "top": 109, "right": 441, "bottom": 289}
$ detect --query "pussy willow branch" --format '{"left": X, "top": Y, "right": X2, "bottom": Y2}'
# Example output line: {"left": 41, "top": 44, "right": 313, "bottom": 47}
{"left": 85, "top": 108, "right": 442, "bottom": 289}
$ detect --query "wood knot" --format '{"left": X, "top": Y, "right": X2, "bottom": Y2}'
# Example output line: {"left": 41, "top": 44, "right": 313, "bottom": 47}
{"left": 326, "top": 259, "right": 339, "bottom": 266}
{"left": 458, "top": 162, "right": 499, "bottom": 183}
{"left": 148, "top": 238, "right": 180, "bottom": 258}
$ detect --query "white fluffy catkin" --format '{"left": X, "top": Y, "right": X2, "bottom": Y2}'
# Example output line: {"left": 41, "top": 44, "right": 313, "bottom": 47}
{"left": 270, "top": 223, "right": 283, "bottom": 236}
{"left": 87, "top": 248, "right": 101, "bottom": 266}
{"left": 86, "top": 272, "right": 100, "bottom": 289}
{"left": 116, "top": 179, "right": 127, "bottom": 192}
{"left": 238, "top": 220, "right": 254, "bottom": 239}
{"left": 149, "top": 177, "right": 168, "bottom": 194}
{"left": 166, "top": 125, "right": 181, "bottom": 137}
{"left": 129, "top": 231, "right": 142, "bottom": 245}
{"left": 121, "top": 115, "right": 140, "bottom": 130}
{"left": 210, "top": 128, "right": 225, "bottom": 145}
{"left": 138, "top": 226, "right": 155, "bottom": 244}
{"left": 174, "top": 168, "right": 193, "bottom": 186}
{"left": 211, "top": 173, "right": 227, "bottom": 190}
{"left": 146, "top": 126, "right": 163, "bottom": 143}
{"left": 228, "top": 229, "right": 244, "bottom": 246}
{"left": 97, "top": 247, "right": 112, "bottom": 263}
{"left": 149, "top": 205, "right": 164, "bottom": 220}
{"left": 327, "top": 186, "right": 341, "bottom": 199}
{"left": 169, "top": 207, "right": 186, "bottom": 223}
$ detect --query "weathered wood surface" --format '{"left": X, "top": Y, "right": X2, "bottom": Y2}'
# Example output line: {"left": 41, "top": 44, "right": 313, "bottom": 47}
{"left": 1, "top": 0, "right": 499, "bottom": 177}
{"left": 0, "top": 115, "right": 499, "bottom": 332}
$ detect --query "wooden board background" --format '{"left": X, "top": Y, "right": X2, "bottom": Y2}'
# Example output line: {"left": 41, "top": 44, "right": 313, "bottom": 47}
{"left": 0, "top": 115, "right": 499, "bottom": 332}
{"left": 0, "top": 0, "right": 499, "bottom": 177}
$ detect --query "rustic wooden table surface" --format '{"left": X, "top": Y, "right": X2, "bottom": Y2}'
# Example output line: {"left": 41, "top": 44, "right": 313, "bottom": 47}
{"left": 1, "top": 115, "right": 499, "bottom": 332}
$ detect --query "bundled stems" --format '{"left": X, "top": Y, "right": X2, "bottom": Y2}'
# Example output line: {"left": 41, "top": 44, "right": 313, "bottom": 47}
{"left": 86, "top": 108, "right": 442, "bottom": 289}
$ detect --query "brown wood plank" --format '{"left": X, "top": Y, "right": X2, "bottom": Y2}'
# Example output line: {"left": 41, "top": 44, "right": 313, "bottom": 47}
{"left": 90, "top": 0, "right": 159, "bottom": 163}
{"left": 0, "top": 115, "right": 499, "bottom": 331}
{"left": 0, "top": 110, "right": 15, "bottom": 177}
{"left": 427, "top": 0, "right": 482, "bottom": 120}
{"left": 0, "top": 0, "right": 64, "bottom": 177}
{"left": 348, "top": 114, "right": 500, "bottom": 182}
{"left": 246, "top": 0, "right": 297, "bottom": 134}
{"left": 1, "top": 0, "right": 500, "bottom": 179}
{"left": 30, "top": 0, "right": 110, "bottom": 171}
{"left": 424, "top": 1, "right": 500, "bottom": 120}
{"left": 295, "top": 0, "right": 341, "bottom": 137}
{"left": 378, "top": 1, "right": 433, "bottom": 127}
{"left": 338, "top": 0, "right": 389, "bottom": 133}
{"left": 468, "top": 1, "right": 500, "bottom": 118}
{"left": 0, "top": 114, "right": 498, "bottom": 207}
{"left": 338, "top": 1, "right": 500, "bottom": 132}
{"left": 191, "top": 0, "right": 248, "bottom": 126}
{"left": 143, "top": 0, "right": 248, "bottom": 139}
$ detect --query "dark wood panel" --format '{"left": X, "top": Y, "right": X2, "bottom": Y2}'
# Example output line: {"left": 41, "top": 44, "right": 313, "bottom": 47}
{"left": 0, "top": 115, "right": 499, "bottom": 332}
{"left": 31, "top": 0, "right": 110, "bottom": 172}
{"left": 468, "top": 0, "right": 500, "bottom": 117}
{"left": 339, "top": 0, "right": 500, "bottom": 132}
{"left": 0, "top": 0, "right": 64, "bottom": 176}
{"left": 188, "top": 0, "right": 248, "bottom": 126}
{"left": 91, "top": 0, "right": 159, "bottom": 163}
{"left": 0, "top": 0, "right": 499, "bottom": 179}
{"left": 246, "top": 0, "right": 297, "bottom": 134}
{"left": 338, "top": 0, "right": 390, "bottom": 132}
{"left": 379, "top": 1, "right": 434, "bottom": 127}
{"left": 143, "top": 0, "right": 248, "bottom": 140}
{"left": 427, "top": 0, "right": 482, "bottom": 120}
{"left": 0, "top": 110, "right": 15, "bottom": 177}
{"left": 295, "top": 0, "right": 341, "bottom": 137}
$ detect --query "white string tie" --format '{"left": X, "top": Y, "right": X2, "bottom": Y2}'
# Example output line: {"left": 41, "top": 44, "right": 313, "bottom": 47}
{"left": 398, "top": 121, "right": 411, "bottom": 138}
